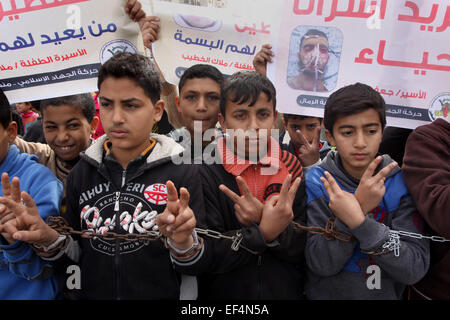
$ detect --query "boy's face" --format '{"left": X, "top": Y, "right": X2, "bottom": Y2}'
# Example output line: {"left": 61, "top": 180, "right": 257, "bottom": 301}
{"left": 177, "top": 77, "right": 220, "bottom": 137}
{"left": 219, "top": 92, "right": 277, "bottom": 158}
{"left": 284, "top": 116, "right": 322, "bottom": 146}
{"left": 98, "top": 77, "right": 164, "bottom": 160}
{"left": 325, "top": 108, "right": 383, "bottom": 179}
{"left": 0, "top": 121, "right": 17, "bottom": 164}
{"left": 42, "top": 105, "right": 98, "bottom": 161}
{"left": 15, "top": 102, "right": 31, "bottom": 114}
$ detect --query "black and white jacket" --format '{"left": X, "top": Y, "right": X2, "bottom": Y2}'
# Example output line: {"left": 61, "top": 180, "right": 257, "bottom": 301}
{"left": 52, "top": 134, "right": 206, "bottom": 300}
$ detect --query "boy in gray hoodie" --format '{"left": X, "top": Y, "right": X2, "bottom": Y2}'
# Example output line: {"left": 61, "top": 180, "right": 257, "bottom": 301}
{"left": 304, "top": 83, "right": 429, "bottom": 299}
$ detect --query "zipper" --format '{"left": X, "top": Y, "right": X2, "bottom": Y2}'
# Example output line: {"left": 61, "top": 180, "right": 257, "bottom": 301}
{"left": 257, "top": 254, "right": 262, "bottom": 299}
{"left": 114, "top": 168, "right": 126, "bottom": 300}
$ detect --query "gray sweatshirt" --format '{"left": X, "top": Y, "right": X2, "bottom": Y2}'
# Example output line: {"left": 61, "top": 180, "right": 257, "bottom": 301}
{"left": 304, "top": 151, "right": 430, "bottom": 299}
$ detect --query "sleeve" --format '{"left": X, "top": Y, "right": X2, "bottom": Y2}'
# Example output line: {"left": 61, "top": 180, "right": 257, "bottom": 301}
{"left": 266, "top": 178, "right": 308, "bottom": 264}
{"left": 304, "top": 169, "right": 358, "bottom": 277}
{"left": 350, "top": 178, "right": 430, "bottom": 285}
{"left": 174, "top": 165, "right": 268, "bottom": 275}
{"left": 13, "top": 137, "right": 54, "bottom": 169}
{"left": 402, "top": 124, "right": 450, "bottom": 238}
{"left": 0, "top": 165, "right": 62, "bottom": 281}
{"left": 41, "top": 169, "right": 82, "bottom": 267}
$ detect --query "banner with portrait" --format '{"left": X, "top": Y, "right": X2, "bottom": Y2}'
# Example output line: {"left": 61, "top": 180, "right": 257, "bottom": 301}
{"left": 0, "top": 0, "right": 143, "bottom": 103}
{"left": 267, "top": 0, "right": 450, "bottom": 129}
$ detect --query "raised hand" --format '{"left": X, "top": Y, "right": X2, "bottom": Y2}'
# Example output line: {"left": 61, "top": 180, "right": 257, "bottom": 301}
{"left": 321, "top": 171, "right": 365, "bottom": 229}
{"left": 291, "top": 127, "right": 321, "bottom": 167}
{"left": 259, "top": 175, "right": 301, "bottom": 242}
{"left": 0, "top": 173, "right": 22, "bottom": 243}
{"left": 253, "top": 44, "right": 274, "bottom": 76}
{"left": 125, "top": 0, "right": 146, "bottom": 23}
{"left": 140, "top": 16, "right": 160, "bottom": 49}
{"left": 354, "top": 156, "right": 398, "bottom": 214}
{"left": 156, "top": 181, "right": 196, "bottom": 250}
{"left": 219, "top": 176, "right": 263, "bottom": 226}
{"left": 0, "top": 187, "right": 59, "bottom": 247}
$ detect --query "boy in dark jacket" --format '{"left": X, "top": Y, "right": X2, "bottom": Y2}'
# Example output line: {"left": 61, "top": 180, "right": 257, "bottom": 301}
{"left": 0, "top": 53, "right": 206, "bottom": 299}
{"left": 304, "top": 83, "right": 430, "bottom": 299}
{"left": 159, "top": 71, "right": 308, "bottom": 299}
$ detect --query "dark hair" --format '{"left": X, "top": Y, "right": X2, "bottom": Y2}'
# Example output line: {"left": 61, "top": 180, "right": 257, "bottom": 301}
{"left": 40, "top": 94, "right": 96, "bottom": 123}
{"left": 324, "top": 82, "right": 386, "bottom": 135}
{"left": 283, "top": 113, "right": 322, "bottom": 124}
{"left": 29, "top": 100, "right": 41, "bottom": 112}
{"left": 220, "top": 71, "right": 276, "bottom": 118}
{"left": 11, "top": 110, "right": 24, "bottom": 136}
{"left": 0, "top": 89, "right": 12, "bottom": 129}
{"left": 178, "top": 64, "right": 224, "bottom": 93}
{"left": 97, "top": 52, "right": 161, "bottom": 105}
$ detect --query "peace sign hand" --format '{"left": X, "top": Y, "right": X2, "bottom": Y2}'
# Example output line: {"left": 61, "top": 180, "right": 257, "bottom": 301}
{"left": 321, "top": 171, "right": 365, "bottom": 229}
{"left": 219, "top": 176, "right": 263, "bottom": 226}
{"left": 354, "top": 156, "right": 398, "bottom": 214}
{"left": 259, "top": 174, "right": 301, "bottom": 242}
{"left": 156, "top": 181, "right": 196, "bottom": 250}
{"left": 291, "top": 127, "right": 321, "bottom": 167}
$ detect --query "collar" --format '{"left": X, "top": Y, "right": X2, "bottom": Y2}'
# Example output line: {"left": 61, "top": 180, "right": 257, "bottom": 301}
{"left": 217, "top": 136, "right": 281, "bottom": 176}
{"left": 103, "top": 138, "right": 157, "bottom": 158}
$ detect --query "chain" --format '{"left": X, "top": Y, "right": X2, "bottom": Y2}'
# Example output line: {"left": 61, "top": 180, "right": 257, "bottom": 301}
{"left": 389, "top": 230, "right": 450, "bottom": 243}
{"left": 47, "top": 216, "right": 450, "bottom": 256}
{"left": 46, "top": 216, "right": 245, "bottom": 251}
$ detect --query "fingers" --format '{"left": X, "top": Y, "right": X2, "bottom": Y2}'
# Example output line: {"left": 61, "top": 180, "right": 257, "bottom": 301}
{"left": 235, "top": 176, "right": 253, "bottom": 198}
{"left": 0, "top": 212, "right": 15, "bottom": 225}
{"left": 266, "top": 194, "right": 280, "bottom": 207}
{"left": 278, "top": 174, "right": 292, "bottom": 201}
{"left": 179, "top": 187, "right": 190, "bottom": 209}
{"left": 361, "top": 156, "right": 383, "bottom": 180}
{"left": 0, "top": 196, "right": 23, "bottom": 216}
{"left": 165, "top": 180, "right": 179, "bottom": 202}
{"left": 1, "top": 172, "right": 11, "bottom": 198}
{"left": 128, "top": 0, "right": 142, "bottom": 20}
{"left": 320, "top": 171, "right": 340, "bottom": 196}
{"left": 219, "top": 184, "right": 241, "bottom": 203}
{"left": 11, "top": 177, "right": 21, "bottom": 203}
{"left": 374, "top": 160, "right": 398, "bottom": 181}
{"left": 312, "top": 126, "right": 321, "bottom": 148}
{"left": 294, "top": 129, "right": 309, "bottom": 148}
{"left": 288, "top": 177, "right": 301, "bottom": 202}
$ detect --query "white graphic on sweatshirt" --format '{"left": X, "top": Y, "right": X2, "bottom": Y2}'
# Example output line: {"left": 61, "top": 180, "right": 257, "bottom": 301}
{"left": 78, "top": 192, "right": 160, "bottom": 255}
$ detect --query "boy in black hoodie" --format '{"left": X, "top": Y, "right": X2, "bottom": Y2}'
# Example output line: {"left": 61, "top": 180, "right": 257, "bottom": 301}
{"left": 0, "top": 53, "right": 206, "bottom": 299}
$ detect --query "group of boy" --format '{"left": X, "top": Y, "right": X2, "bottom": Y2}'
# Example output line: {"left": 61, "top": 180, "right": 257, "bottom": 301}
{"left": 0, "top": 0, "right": 444, "bottom": 301}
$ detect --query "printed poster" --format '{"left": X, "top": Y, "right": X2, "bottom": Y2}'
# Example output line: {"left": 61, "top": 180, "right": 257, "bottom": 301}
{"left": 0, "top": 0, "right": 144, "bottom": 103}
{"left": 150, "top": 0, "right": 278, "bottom": 85}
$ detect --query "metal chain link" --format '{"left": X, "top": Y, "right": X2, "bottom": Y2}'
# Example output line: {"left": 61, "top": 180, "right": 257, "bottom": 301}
{"left": 46, "top": 216, "right": 450, "bottom": 256}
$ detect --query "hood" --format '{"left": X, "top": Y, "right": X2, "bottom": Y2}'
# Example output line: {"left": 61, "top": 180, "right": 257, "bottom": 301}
{"left": 82, "top": 133, "right": 185, "bottom": 166}
{"left": 319, "top": 150, "right": 400, "bottom": 190}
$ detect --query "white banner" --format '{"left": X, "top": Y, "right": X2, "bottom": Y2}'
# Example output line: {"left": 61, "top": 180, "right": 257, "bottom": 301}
{"left": 0, "top": 0, "right": 143, "bottom": 103}
{"left": 267, "top": 0, "right": 450, "bottom": 129}
{"left": 151, "top": 0, "right": 277, "bottom": 85}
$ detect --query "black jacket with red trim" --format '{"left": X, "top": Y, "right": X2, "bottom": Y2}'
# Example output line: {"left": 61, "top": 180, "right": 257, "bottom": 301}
{"left": 172, "top": 138, "right": 308, "bottom": 299}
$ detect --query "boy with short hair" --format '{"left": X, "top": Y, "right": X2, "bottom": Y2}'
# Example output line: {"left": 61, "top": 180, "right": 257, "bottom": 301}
{"left": 168, "top": 64, "right": 224, "bottom": 161}
{"left": 0, "top": 53, "right": 206, "bottom": 299}
{"left": 0, "top": 89, "right": 63, "bottom": 299}
{"left": 160, "top": 71, "right": 308, "bottom": 299}
{"left": 15, "top": 94, "right": 99, "bottom": 201}
{"left": 304, "top": 82, "right": 430, "bottom": 299}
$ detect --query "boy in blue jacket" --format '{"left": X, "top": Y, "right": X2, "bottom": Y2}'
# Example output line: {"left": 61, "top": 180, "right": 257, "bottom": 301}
{"left": 304, "top": 83, "right": 430, "bottom": 299}
{"left": 0, "top": 89, "right": 63, "bottom": 299}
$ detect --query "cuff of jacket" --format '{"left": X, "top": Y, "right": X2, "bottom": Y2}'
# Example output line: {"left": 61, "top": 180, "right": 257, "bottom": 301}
{"left": 349, "top": 216, "right": 390, "bottom": 251}
{"left": 0, "top": 240, "right": 32, "bottom": 263}
{"left": 240, "top": 223, "right": 270, "bottom": 253}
